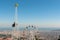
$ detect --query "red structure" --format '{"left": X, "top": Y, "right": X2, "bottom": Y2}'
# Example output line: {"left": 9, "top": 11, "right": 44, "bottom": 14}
{"left": 0, "top": 38, "right": 12, "bottom": 40}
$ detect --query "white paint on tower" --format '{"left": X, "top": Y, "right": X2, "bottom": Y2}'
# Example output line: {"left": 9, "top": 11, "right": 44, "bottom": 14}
{"left": 15, "top": 6, "right": 18, "bottom": 24}
{"left": 12, "top": 3, "right": 19, "bottom": 40}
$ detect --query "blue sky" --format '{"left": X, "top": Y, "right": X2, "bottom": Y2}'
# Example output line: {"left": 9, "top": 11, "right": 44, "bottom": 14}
{"left": 0, "top": 0, "right": 60, "bottom": 27}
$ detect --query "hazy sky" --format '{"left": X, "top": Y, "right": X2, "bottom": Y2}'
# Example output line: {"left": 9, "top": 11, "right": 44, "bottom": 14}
{"left": 0, "top": 0, "right": 60, "bottom": 27}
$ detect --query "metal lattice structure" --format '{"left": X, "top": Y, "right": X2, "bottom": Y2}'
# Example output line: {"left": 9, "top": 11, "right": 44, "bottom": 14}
{"left": 25, "top": 25, "right": 38, "bottom": 40}
{"left": 12, "top": 3, "right": 19, "bottom": 40}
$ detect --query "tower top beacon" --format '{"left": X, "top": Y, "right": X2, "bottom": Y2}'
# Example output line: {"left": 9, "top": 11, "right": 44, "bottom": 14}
{"left": 15, "top": 3, "right": 19, "bottom": 7}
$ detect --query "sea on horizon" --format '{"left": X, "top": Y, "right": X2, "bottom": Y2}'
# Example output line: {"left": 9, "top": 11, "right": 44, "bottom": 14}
{"left": 0, "top": 26, "right": 60, "bottom": 31}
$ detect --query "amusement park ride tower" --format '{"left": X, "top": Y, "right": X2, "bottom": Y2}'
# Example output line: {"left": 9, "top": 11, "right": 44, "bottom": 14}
{"left": 12, "top": 3, "right": 18, "bottom": 27}
{"left": 12, "top": 3, "right": 19, "bottom": 40}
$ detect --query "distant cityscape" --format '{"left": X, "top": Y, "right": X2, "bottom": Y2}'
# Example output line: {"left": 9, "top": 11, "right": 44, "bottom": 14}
{"left": 0, "top": 26, "right": 60, "bottom": 40}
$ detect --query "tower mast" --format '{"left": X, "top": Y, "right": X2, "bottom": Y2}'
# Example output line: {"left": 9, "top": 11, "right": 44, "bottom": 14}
{"left": 12, "top": 3, "right": 19, "bottom": 27}
{"left": 15, "top": 3, "right": 18, "bottom": 25}
{"left": 12, "top": 3, "right": 19, "bottom": 40}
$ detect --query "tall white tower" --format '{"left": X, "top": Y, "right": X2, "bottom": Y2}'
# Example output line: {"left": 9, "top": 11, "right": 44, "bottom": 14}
{"left": 15, "top": 3, "right": 18, "bottom": 25}
{"left": 12, "top": 3, "right": 19, "bottom": 40}
{"left": 12, "top": 3, "right": 18, "bottom": 27}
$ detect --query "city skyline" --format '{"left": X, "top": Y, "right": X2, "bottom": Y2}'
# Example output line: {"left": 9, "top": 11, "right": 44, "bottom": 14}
{"left": 0, "top": 0, "right": 60, "bottom": 28}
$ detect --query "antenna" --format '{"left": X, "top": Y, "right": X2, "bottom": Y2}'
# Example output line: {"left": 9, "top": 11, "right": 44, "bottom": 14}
{"left": 12, "top": 3, "right": 19, "bottom": 27}
{"left": 15, "top": 3, "right": 18, "bottom": 24}
{"left": 12, "top": 3, "right": 19, "bottom": 40}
